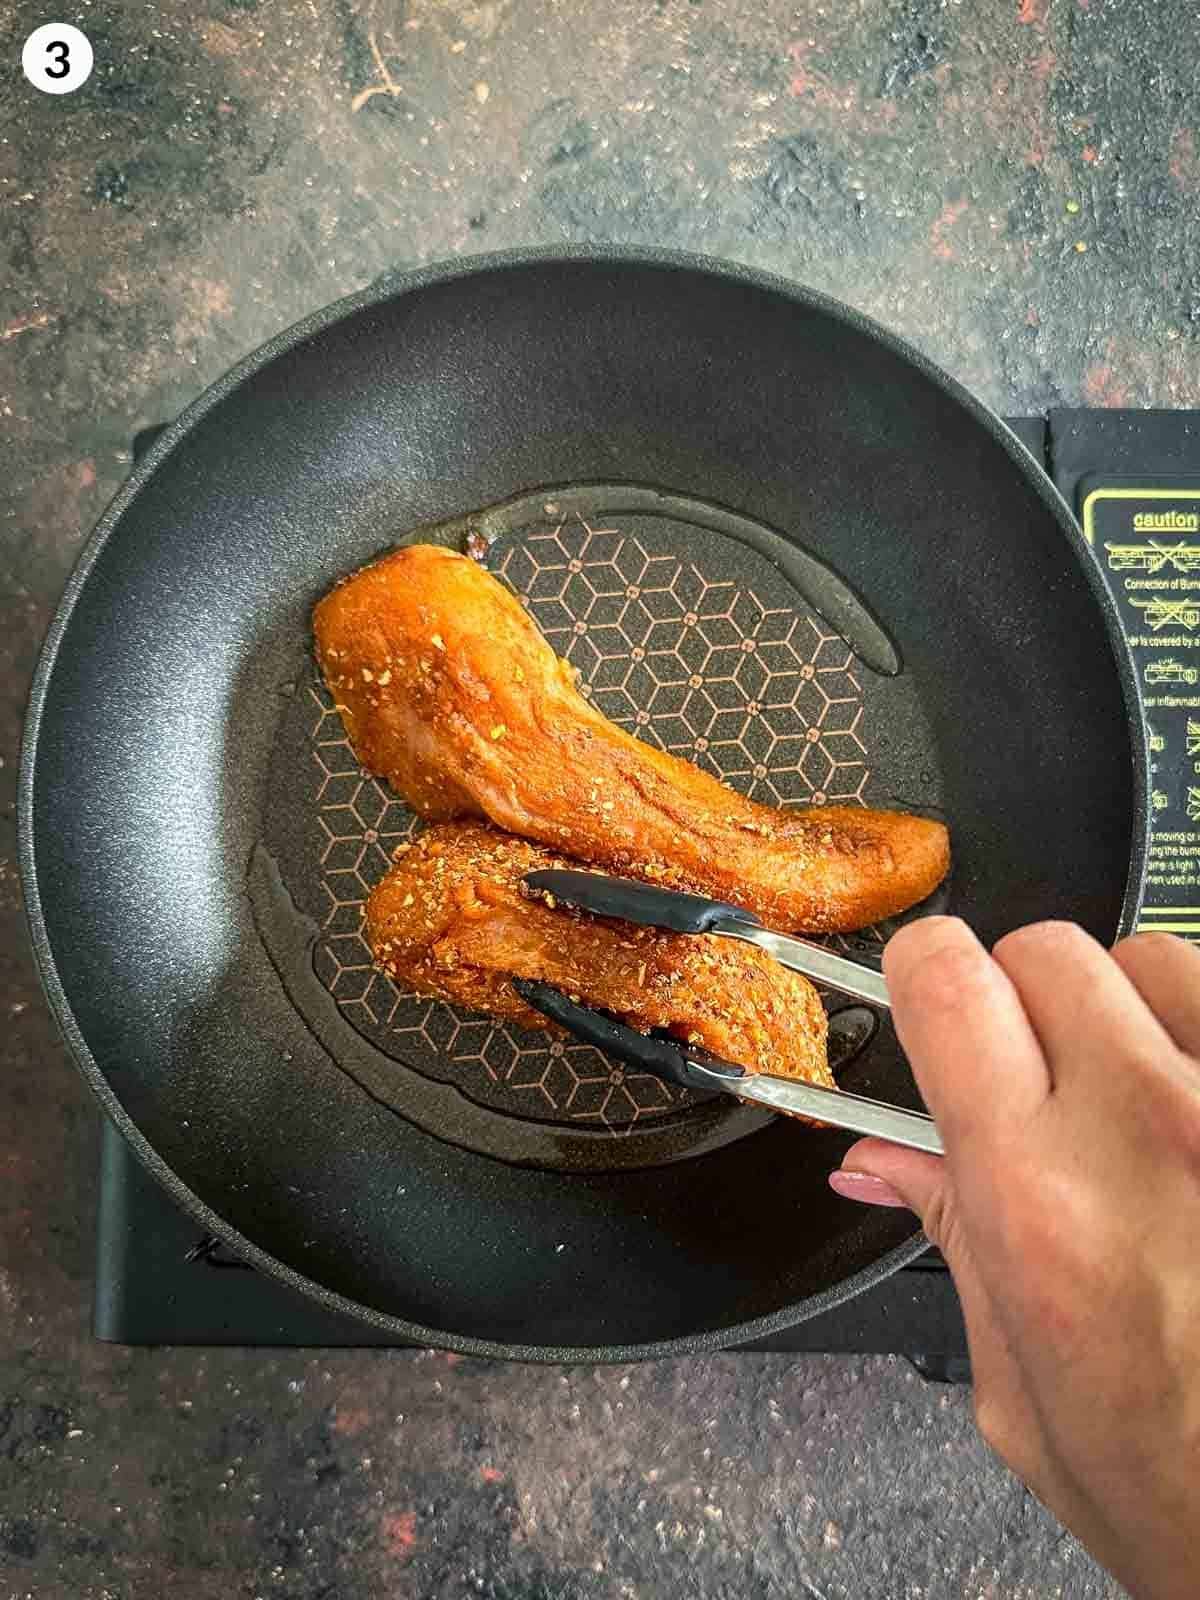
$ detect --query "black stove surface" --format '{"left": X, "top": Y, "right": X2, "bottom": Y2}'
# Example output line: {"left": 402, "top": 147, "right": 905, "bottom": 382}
{"left": 94, "top": 407, "right": 1199, "bottom": 1361}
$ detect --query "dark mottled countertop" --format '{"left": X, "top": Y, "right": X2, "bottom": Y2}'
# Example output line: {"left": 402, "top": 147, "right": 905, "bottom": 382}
{"left": 4, "top": 0, "right": 1195, "bottom": 1593}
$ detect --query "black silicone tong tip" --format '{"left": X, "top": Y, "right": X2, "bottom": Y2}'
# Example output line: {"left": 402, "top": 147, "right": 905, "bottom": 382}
{"left": 523, "top": 870, "right": 761, "bottom": 935}
{"left": 512, "top": 980, "right": 745, "bottom": 1093}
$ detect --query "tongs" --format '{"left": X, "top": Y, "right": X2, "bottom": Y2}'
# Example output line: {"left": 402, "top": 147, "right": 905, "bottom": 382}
{"left": 515, "top": 871, "right": 943, "bottom": 1156}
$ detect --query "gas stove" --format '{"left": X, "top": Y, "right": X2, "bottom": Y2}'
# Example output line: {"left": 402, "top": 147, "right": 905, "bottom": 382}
{"left": 94, "top": 407, "right": 1199, "bottom": 1368}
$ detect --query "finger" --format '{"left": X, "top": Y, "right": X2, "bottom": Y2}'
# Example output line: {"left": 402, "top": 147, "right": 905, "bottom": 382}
{"left": 832, "top": 1137, "right": 941, "bottom": 1217}
{"left": 1111, "top": 931, "right": 1200, "bottom": 1059}
{"left": 992, "top": 921, "right": 1177, "bottom": 1088}
{"left": 827, "top": 1170, "right": 910, "bottom": 1207}
{"left": 882, "top": 917, "right": 1050, "bottom": 1147}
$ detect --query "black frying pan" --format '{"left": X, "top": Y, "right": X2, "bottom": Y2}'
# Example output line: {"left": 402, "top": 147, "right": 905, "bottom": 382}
{"left": 19, "top": 249, "right": 1147, "bottom": 1359}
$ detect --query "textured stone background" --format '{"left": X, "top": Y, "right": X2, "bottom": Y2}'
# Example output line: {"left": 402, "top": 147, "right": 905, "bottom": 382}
{"left": 6, "top": 0, "right": 1197, "bottom": 1592}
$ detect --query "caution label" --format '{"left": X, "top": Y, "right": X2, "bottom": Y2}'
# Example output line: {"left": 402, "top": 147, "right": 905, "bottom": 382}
{"left": 1082, "top": 482, "right": 1200, "bottom": 942}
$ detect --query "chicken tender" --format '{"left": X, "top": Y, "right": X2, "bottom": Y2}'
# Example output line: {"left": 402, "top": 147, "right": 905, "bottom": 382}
{"left": 366, "top": 822, "right": 832, "bottom": 1087}
{"left": 316, "top": 543, "right": 949, "bottom": 933}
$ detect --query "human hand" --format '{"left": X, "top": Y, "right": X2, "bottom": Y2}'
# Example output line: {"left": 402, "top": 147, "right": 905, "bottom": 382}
{"left": 829, "top": 918, "right": 1200, "bottom": 1600}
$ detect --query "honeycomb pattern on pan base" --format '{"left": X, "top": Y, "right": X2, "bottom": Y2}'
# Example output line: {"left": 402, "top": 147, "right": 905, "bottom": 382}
{"left": 309, "top": 514, "right": 874, "bottom": 1133}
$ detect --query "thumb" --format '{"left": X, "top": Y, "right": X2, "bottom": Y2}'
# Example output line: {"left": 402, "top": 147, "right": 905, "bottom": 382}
{"left": 829, "top": 1137, "right": 948, "bottom": 1244}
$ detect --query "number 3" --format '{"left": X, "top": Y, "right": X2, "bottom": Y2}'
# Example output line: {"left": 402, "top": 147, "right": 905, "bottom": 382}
{"left": 45, "top": 39, "right": 70, "bottom": 78}
{"left": 22, "top": 23, "right": 93, "bottom": 93}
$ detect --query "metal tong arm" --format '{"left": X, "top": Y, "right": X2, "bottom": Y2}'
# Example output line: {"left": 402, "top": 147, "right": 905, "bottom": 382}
{"left": 513, "top": 982, "right": 942, "bottom": 1156}
{"left": 709, "top": 1065, "right": 943, "bottom": 1155}
{"left": 713, "top": 924, "right": 890, "bottom": 1009}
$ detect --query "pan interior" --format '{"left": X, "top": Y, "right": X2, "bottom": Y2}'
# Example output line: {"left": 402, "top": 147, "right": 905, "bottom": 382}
{"left": 25, "top": 255, "right": 1140, "bottom": 1351}
{"left": 256, "top": 484, "right": 947, "bottom": 1172}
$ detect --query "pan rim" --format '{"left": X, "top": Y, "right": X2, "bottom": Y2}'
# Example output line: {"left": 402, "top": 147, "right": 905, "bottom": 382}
{"left": 18, "top": 244, "right": 1148, "bottom": 1360}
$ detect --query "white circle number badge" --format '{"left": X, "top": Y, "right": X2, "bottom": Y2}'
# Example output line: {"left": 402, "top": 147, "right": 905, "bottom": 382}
{"left": 22, "top": 23, "right": 94, "bottom": 94}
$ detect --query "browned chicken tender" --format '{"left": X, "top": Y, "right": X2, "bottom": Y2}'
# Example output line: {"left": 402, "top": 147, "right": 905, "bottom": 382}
{"left": 366, "top": 822, "right": 832, "bottom": 1087}
{"left": 315, "top": 543, "right": 949, "bottom": 933}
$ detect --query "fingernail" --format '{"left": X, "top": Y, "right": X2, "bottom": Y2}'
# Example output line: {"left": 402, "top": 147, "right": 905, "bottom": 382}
{"left": 828, "top": 1169, "right": 910, "bottom": 1208}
